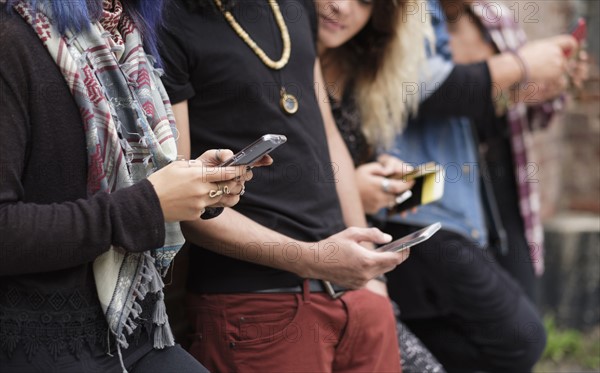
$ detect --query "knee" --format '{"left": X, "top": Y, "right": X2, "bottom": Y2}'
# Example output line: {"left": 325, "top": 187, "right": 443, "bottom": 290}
{"left": 489, "top": 307, "right": 547, "bottom": 372}
{"left": 513, "top": 315, "right": 547, "bottom": 370}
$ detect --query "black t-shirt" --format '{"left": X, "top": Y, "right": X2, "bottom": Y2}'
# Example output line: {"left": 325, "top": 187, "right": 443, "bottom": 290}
{"left": 160, "top": 0, "right": 345, "bottom": 293}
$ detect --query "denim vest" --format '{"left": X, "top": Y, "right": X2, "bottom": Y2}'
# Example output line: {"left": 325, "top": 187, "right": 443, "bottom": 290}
{"left": 380, "top": 0, "right": 487, "bottom": 247}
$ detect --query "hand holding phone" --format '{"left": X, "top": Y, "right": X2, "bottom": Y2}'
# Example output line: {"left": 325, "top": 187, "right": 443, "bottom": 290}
{"left": 387, "top": 162, "right": 444, "bottom": 214}
{"left": 322, "top": 222, "right": 442, "bottom": 299}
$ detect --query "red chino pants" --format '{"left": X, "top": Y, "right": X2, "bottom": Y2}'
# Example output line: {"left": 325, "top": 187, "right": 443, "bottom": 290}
{"left": 185, "top": 282, "right": 401, "bottom": 372}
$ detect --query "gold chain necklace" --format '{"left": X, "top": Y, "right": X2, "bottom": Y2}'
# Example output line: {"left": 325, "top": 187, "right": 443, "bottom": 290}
{"left": 213, "top": 0, "right": 298, "bottom": 115}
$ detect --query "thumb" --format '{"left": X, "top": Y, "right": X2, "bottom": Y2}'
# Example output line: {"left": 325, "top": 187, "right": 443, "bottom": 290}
{"left": 553, "top": 34, "right": 577, "bottom": 53}
{"left": 360, "top": 162, "right": 387, "bottom": 176}
{"left": 388, "top": 161, "right": 414, "bottom": 178}
{"left": 199, "top": 149, "right": 235, "bottom": 167}
{"left": 369, "top": 249, "right": 409, "bottom": 270}
{"left": 380, "top": 160, "right": 397, "bottom": 176}
{"left": 346, "top": 227, "right": 392, "bottom": 245}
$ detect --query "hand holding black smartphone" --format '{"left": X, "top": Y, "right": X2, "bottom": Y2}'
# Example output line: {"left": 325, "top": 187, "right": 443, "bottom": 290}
{"left": 323, "top": 222, "right": 442, "bottom": 299}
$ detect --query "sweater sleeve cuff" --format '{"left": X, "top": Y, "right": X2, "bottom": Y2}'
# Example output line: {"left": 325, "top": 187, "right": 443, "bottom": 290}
{"left": 109, "top": 179, "right": 166, "bottom": 252}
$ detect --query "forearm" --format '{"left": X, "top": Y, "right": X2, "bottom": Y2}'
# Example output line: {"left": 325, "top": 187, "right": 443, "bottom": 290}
{"left": 181, "top": 208, "right": 312, "bottom": 277}
{"left": 0, "top": 69, "right": 165, "bottom": 276}
{"left": 0, "top": 181, "right": 166, "bottom": 276}
{"left": 315, "top": 59, "right": 369, "bottom": 228}
{"left": 172, "top": 101, "right": 191, "bottom": 159}
{"left": 419, "top": 62, "right": 495, "bottom": 120}
{"left": 487, "top": 52, "right": 524, "bottom": 93}
{"left": 181, "top": 209, "right": 403, "bottom": 290}
{"left": 328, "top": 128, "right": 369, "bottom": 228}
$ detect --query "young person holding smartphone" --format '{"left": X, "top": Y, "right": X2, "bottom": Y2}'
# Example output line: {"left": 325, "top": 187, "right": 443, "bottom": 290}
{"left": 160, "top": 0, "right": 410, "bottom": 371}
{"left": 380, "top": 0, "right": 586, "bottom": 371}
{"left": 315, "top": 1, "right": 446, "bottom": 372}
{"left": 0, "top": 1, "right": 256, "bottom": 371}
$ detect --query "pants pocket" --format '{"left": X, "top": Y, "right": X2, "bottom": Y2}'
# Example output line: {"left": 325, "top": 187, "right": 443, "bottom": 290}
{"left": 225, "top": 294, "right": 302, "bottom": 347}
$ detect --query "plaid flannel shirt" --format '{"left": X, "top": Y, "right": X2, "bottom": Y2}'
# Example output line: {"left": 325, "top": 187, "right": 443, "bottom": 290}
{"left": 472, "top": 1, "right": 561, "bottom": 276}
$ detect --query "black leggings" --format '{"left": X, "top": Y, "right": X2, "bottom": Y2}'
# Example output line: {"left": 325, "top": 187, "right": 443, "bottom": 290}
{"left": 128, "top": 344, "right": 208, "bottom": 373}
{"left": 385, "top": 225, "right": 546, "bottom": 373}
{"left": 482, "top": 126, "right": 537, "bottom": 300}
{"left": 0, "top": 341, "right": 208, "bottom": 373}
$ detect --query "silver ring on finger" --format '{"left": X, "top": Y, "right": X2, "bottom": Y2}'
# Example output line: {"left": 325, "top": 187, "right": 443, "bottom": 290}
{"left": 238, "top": 184, "right": 246, "bottom": 196}
{"left": 381, "top": 178, "right": 391, "bottom": 193}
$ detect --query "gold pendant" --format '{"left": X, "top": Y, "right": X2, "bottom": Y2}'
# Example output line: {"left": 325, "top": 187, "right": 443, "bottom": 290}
{"left": 280, "top": 88, "right": 298, "bottom": 115}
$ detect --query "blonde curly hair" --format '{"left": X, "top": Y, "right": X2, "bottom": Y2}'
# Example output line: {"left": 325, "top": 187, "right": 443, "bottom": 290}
{"left": 325, "top": 0, "right": 433, "bottom": 150}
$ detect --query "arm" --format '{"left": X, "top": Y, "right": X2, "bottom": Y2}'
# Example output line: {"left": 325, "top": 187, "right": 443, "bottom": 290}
{"left": 0, "top": 71, "right": 166, "bottom": 276}
{"left": 314, "top": 59, "right": 368, "bottom": 228}
{"left": 180, "top": 201, "right": 403, "bottom": 289}
{"left": 173, "top": 69, "right": 407, "bottom": 290}
{"left": 172, "top": 101, "right": 191, "bottom": 159}
{"left": 0, "top": 59, "right": 246, "bottom": 277}
{"left": 419, "top": 37, "right": 576, "bottom": 119}
{"left": 418, "top": 62, "right": 494, "bottom": 120}
{"left": 314, "top": 59, "right": 407, "bottom": 294}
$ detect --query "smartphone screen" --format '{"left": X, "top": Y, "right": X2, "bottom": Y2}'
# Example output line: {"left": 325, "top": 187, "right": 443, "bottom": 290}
{"left": 376, "top": 222, "right": 442, "bottom": 253}
{"left": 219, "top": 134, "right": 287, "bottom": 166}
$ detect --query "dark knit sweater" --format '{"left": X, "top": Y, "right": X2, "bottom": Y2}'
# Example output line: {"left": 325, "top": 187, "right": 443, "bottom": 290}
{"left": 0, "top": 14, "right": 166, "bottom": 360}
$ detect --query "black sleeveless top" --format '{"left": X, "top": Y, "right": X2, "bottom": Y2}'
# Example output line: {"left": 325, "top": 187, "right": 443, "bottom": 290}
{"left": 329, "top": 89, "right": 373, "bottom": 167}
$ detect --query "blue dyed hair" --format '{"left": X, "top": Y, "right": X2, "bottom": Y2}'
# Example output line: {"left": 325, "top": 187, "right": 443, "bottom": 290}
{"left": 3, "top": 0, "right": 164, "bottom": 60}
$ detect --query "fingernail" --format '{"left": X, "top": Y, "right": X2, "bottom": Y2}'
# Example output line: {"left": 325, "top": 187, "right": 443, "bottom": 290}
{"left": 383, "top": 233, "right": 392, "bottom": 241}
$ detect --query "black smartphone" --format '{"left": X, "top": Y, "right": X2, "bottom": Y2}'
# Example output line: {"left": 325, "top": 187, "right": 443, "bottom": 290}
{"left": 375, "top": 222, "right": 441, "bottom": 253}
{"left": 219, "top": 134, "right": 287, "bottom": 166}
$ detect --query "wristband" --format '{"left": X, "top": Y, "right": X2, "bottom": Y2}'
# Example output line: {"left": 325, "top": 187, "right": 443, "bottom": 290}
{"left": 201, "top": 207, "right": 224, "bottom": 220}
{"left": 375, "top": 274, "right": 388, "bottom": 284}
{"left": 508, "top": 49, "right": 529, "bottom": 88}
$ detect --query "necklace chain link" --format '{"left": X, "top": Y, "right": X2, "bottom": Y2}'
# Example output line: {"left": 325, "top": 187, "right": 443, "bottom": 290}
{"left": 214, "top": 0, "right": 291, "bottom": 70}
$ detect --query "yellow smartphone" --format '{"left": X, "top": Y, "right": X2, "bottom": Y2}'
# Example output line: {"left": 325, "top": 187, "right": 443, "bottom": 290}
{"left": 388, "top": 162, "right": 444, "bottom": 214}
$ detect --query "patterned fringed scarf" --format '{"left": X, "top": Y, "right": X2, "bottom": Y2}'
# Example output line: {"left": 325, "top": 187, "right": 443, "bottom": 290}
{"left": 14, "top": 0, "right": 184, "bottom": 368}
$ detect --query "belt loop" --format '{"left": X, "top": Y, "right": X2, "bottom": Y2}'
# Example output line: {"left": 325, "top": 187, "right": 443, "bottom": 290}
{"left": 302, "top": 279, "right": 311, "bottom": 304}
